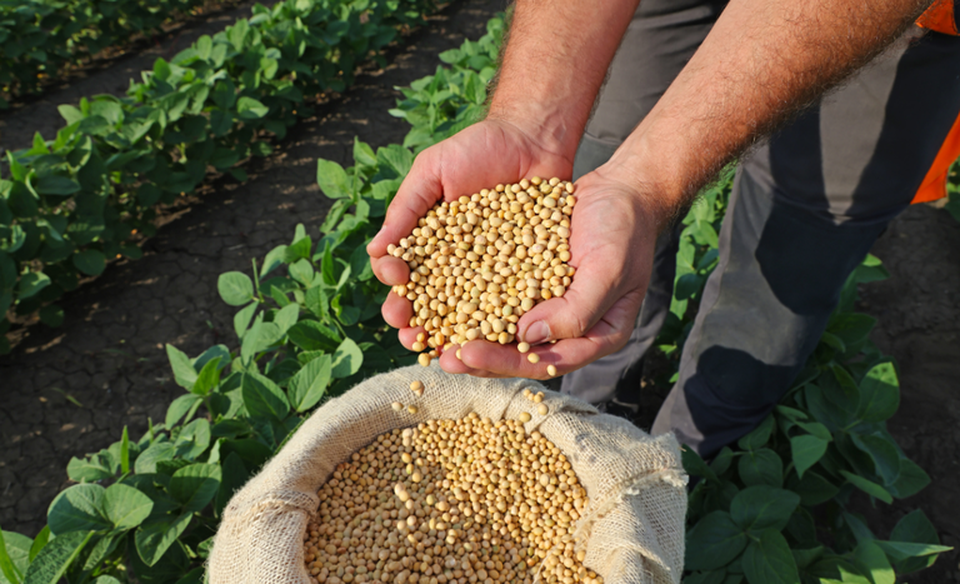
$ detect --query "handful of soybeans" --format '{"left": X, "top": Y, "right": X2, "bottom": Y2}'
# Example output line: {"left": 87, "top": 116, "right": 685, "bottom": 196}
{"left": 303, "top": 413, "right": 602, "bottom": 584}
{"left": 388, "top": 177, "right": 576, "bottom": 368}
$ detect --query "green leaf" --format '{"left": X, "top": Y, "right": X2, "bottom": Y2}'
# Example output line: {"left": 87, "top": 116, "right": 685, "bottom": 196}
{"left": 738, "top": 448, "right": 782, "bottom": 488}
{"left": 29, "top": 527, "right": 50, "bottom": 562}
{"left": 353, "top": 138, "right": 377, "bottom": 168}
{"left": 120, "top": 426, "right": 130, "bottom": 475}
{"left": 134, "top": 513, "right": 192, "bottom": 567}
{"left": 33, "top": 176, "right": 80, "bottom": 196}
{"left": 289, "top": 354, "right": 332, "bottom": 412}
{"left": 242, "top": 371, "right": 290, "bottom": 420}
{"left": 850, "top": 433, "right": 901, "bottom": 485}
{"left": 170, "top": 464, "right": 222, "bottom": 512}
{"left": 0, "top": 530, "right": 30, "bottom": 584}
{"left": 288, "top": 320, "right": 341, "bottom": 352}
{"left": 839, "top": 470, "right": 893, "bottom": 504}
{"left": 331, "top": 337, "right": 363, "bottom": 378}
{"left": 685, "top": 511, "right": 748, "bottom": 571}
{"left": 47, "top": 485, "right": 109, "bottom": 535}
{"left": 316, "top": 159, "right": 352, "bottom": 199}
{"left": 174, "top": 419, "right": 212, "bottom": 460}
{"left": 218, "top": 272, "right": 255, "bottom": 306}
{"left": 134, "top": 442, "right": 176, "bottom": 474}
{"left": 165, "top": 344, "right": 198, "bottom": 390}
{"left": 873, "top": 540, "right": 953, "bottom": 563}
{"left": 851, "top": 540, "right": 894, "bottom": 584}
{"left": 740, "top": 530, "right": 799, "bottom": 584}
{"left": 17, "top": 272, "right": 51, "bottom": 300}
{"left": 682, "top": 447, "right": 719, "bottom": 483}
{"left": 737, "top": 416, "right": 774, "bottom": 451}
{"left": 72, "top": 250, "right": 106, "bottom": 276}
{"left": 165, "top": 394, "right": 202, "bottom": 427}
{"left": 261, "top": 245, "right": 288, "bottom": 276}
{"left": 273, "top": 303, "right": 300, "bottom": 335}
{"left": 305, "top": 286, "right": 329, "bottom": 319}
{"left": 857, "top": 362, "right": 899, "bottom": 423}
{"left": 377, "top": 144, "right": 414, "bottom": 178}
{"left": 888, "top": 457, "right": 930, "bottom": 499}
{"left": 192, "top": 357, "right": 222, "bottom": 396}
{"left": 237, "top": 97, "right": 269, "bottom": 120}
{"left": 22, "top": 531, "right": 91, "bottom": 584}
{"left": 889, "top": 510, "right": 941, "bottom": 573}
{"left": 65, "top": 456, "right": 112, "bottom": 483}
{"left": 288, "top": 258, "right": 314, "bottom": 285}
{"left": 827, "top": 313, "right": 876, "bottom": 348}
{"left": 102, "top": 483, "right": 153, "bottom": 531}
{"left": 216, "top": 452, "right": 249, "bottom": 517}
{"left": 233, "top": 301, "right": 258, "bottom": 339}
{"left": 730, "top": 486, "right": 800, "bottom": 533}
{"left": 790, "top": 434, "right": 829, "bottom": 479}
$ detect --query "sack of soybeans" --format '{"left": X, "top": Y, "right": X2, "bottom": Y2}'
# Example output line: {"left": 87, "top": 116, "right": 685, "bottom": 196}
{"left": 208, "top": 365, "right": 688, "bottom": 584}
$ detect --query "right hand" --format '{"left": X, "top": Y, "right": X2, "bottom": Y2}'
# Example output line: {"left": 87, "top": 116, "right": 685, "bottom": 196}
{"left": 366, "top": 118, "right": 575, "bottom": 347}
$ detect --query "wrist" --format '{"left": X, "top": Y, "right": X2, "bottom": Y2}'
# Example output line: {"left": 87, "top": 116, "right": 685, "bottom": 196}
{"left": 485, "top": 99, "right": 582, "bottom": 168}
{"left": 594, "top": 128, "right": 694, "bottom": 234}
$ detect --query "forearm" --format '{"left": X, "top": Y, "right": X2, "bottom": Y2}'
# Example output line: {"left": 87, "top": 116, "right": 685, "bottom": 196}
{"left": 603, "top": 0, "right": 932, "bottom": 230}
{"left": 487, "top": 0, "right": 641, "bottom": 162}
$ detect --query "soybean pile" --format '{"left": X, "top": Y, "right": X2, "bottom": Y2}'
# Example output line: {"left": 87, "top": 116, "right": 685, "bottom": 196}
{"left": 302, "top": 406, "right": 602, "bottom": 584}
{"left": 387, "top": 177, "right": 577, "bottom": 369}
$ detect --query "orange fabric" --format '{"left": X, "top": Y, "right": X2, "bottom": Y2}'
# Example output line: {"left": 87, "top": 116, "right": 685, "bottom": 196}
{"left": 913, "top": 110, "right": 960, "bottom": 203}
{"left": 917, "top": 0, "right": 959, "bottom": 35}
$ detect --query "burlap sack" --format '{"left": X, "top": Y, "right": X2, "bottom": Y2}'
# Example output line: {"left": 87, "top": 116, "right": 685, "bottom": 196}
{"left": 209, "top": 364, "right": 687, "bottom": 584}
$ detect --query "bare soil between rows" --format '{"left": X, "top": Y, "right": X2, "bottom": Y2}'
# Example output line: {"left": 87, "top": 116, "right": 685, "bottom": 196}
{"left": 1, "top": 2, "right": 959, "bottom": 582}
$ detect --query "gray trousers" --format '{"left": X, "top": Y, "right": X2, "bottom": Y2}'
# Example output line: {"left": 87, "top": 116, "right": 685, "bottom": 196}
{"left": 559, "top": 0, "right": 960, "bottom": 457}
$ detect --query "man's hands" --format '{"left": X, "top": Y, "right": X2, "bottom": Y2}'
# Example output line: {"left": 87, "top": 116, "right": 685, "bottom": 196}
{"left": 443, "top": 169, "right": 660, "bottom": 378}
{"left": 367, "top": 118, "right": 573, "bottom": 288}
{"left": 368, "top": 126, "right": 662, "bottom": 378}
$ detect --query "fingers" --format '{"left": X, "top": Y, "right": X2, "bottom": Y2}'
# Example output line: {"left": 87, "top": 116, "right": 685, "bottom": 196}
{"left": 432, "top": 291, "right": 643, "bottom": 379}
{"left": 370, "top": 255, "right": 410, "bottom": 287}
{"left": 516, "top": 253, "right": 633, "bottom": 346}
{"left": 382, "top": 290, "right": 414, "bottom": 331}
{"left": 367, "top": 160, "right": 445, "bottom": 260}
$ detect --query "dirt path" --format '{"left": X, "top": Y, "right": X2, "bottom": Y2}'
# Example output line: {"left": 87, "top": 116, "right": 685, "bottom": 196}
{"left": 0, "top": 0, "right": 503, "bottom": 537}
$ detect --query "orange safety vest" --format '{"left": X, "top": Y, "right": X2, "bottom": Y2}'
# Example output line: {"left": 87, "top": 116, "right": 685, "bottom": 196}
{"left": 917, "top": 0, "right": 958, "bottom": 35}
{"left": 912, "top": 0, "right": 959, "bottom": 203}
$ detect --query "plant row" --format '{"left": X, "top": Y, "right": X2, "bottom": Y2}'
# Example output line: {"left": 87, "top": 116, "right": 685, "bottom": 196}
{"left": 0, "top": 0, "right": 244, "bottom": 107}
{"left": 0, "top": 0, "right": 438, "bottom": 353}
{"left": 0, "top": 13, "right": 950, "bottom": 584}
{"left": 658, "top": 175, "right": 949, "bottom": 583}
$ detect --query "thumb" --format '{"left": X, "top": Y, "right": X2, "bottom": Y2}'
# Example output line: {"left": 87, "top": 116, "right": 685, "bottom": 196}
{"left": 517, "top": 261, "right": 631, "bottom": 345}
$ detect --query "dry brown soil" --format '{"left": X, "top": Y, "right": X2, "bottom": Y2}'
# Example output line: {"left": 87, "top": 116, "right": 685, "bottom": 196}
{"left": 1, "top": 2, "right": 959, "bottom": 582}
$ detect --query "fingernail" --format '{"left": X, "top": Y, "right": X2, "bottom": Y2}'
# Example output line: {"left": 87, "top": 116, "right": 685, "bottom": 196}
{"left": 523, "top": 321, "right": 551, "bottom": 345}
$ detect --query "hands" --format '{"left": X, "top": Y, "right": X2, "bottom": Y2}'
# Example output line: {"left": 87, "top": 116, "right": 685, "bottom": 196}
{"left": 438, "top": 168, "right": 659, "bottom": 379}
{"left": 368, "top": 119, "right": 662, "bottom": 379}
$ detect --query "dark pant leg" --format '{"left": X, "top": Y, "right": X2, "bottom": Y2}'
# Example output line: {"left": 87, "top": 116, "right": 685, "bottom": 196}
{"left": 560, "top": 0, "right": 725, "bottom": 405}
{"left": 652, "top": 30, "right": 960, "bottom": 458}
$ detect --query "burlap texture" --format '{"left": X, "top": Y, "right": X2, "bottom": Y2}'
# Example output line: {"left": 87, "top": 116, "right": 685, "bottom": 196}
{"left": 209, "top": 364, "right": 688, "bottom": 584}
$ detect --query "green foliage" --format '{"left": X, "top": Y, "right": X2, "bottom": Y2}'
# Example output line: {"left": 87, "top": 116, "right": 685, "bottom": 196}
{"left": 387, "top": 15, "right": 504, "bottom": 151}
{"left": 0, "top": 0, "right": 222, "bottom": 107}
{"left": 0, "top": 139, "right": 414, "bottom": 582}
{"left": 662, "top": 172, "right": 951, "bottom": 582}
{"left": 0, "top": 0, "right": 437, "bottom": 352}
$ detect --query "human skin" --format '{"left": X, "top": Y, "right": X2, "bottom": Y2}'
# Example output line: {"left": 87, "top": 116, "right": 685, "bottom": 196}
{"left": 367, "top": 0, "right": 932, "bottom": 379}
